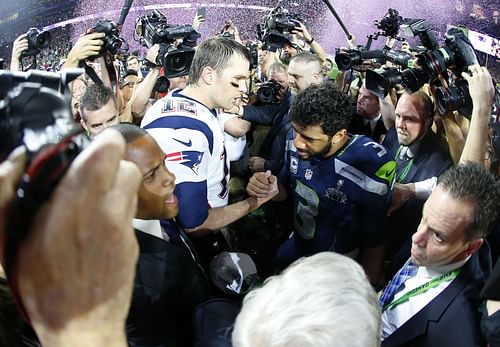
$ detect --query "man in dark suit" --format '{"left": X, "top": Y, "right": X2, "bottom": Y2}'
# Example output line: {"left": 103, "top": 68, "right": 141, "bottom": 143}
{"left": 380, "top": 163, "right": 499, "bottom": 346}
{"left": 383, "top": 91, "right": 453, "bottom": 274}
{"left": 242, "top": 53, "right": 323, "bottom": 175}
{"left": 115, "top": 124, "right": 210, "bottom": 347}
{"left": 349, "top": 84, "right": 388, "bottom": 143}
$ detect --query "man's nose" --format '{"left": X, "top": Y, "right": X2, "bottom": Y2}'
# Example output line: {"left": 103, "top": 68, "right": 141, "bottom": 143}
{"left": 412, "top": 224, "right": 427, "bottom": 247}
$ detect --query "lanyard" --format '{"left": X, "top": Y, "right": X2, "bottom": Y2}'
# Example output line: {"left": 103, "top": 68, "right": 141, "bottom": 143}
{"left": 383, "top": 269, "right": 460, "bottom": 312}
{"left": 395, "top": 146, "right": 414, "bottom": 183}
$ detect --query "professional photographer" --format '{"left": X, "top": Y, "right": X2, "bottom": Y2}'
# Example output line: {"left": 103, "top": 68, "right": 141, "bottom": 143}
{"left": 10, "top": 33, "right": 29, "bottom": 71}
{"left": 9, "top": 28, "right": 52, "bottom": 72}
{"left": 257, "top": 6, "right": 327, "bottom": 66}
{"left": 129, "top": 10, "right": 202, "bottom": 121}
{"left": 129, "top": 44, "right": 162, "bottom": 121}
{"left": 288, "top": 20, "right": 327, "bottom": 64}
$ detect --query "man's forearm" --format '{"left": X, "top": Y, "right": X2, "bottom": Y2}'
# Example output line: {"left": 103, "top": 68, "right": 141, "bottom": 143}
{"left": 310, "top": 40, "right": 328, "bottom": 63}
{"left": 362, "top": 244, "right": 386, "bottom": 287}
{"left": 459, "top": 106, "right": 489, "bottom": 165}
{"left": 130, "top": 68, "right": 160, "bottom": 119}
{"left": 185, "top": 197, "right": 261, "bottom": 235}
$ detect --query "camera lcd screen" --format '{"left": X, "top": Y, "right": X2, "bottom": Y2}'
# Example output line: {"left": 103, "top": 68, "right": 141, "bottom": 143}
{"left": 467, "top": 30, "right": 499, "bottom": 58}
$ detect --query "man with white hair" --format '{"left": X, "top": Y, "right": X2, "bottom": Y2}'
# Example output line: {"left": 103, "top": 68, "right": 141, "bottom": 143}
{"left": 232, "top": 252, "right": 380, "bottom": 347}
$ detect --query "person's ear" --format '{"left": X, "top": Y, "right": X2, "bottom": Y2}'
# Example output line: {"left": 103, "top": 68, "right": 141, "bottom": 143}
{"left": 201, "top": 66, "right": 217, "bottom": 85}
{"left": 332, "top": 129, "right": 348, "bottom": 145}
{"left": 463, "top": 238, "right": 484, "bottom": 258}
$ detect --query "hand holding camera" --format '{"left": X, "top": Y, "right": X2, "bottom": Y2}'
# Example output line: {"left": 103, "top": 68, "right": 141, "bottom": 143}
{"left": 10, "top": 33, "right": 29, "bottom": 70}
{"left": 461, "top": 65, "right": 495, "bottom": 117}
{"left": 65, "top": 33, "right": 106, "bottom": 67}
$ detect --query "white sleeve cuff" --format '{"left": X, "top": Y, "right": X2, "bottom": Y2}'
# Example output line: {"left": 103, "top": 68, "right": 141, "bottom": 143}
{"left": 414, "top": 177, "right": 438, "bottom": 200}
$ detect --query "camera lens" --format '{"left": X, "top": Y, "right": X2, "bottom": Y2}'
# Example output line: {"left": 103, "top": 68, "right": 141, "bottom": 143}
{"left": 35, "top": 31, "right": 51, "bottom": 49}
{"left": 154, "top": 76, "right": 170, "bottom": 93}
{"left": 435, "top": 79, "right": 472, "bottom": 117}
{"left": 169, "top": 54, "right": 187, "bottom": 72}
{"left": 399, "top": 67, "right": 429, "bottom": 93}
{"left": 365, "top": 68, "right": 403, "bottom": 98}
{"left": 163, "top": 49, "right": 195, "bottom": 78}
{"left": 257, "top": 86, "right": 273, "bottom": 103}
{"left": 335, "top": 51, "right": 361, "bottom": 71}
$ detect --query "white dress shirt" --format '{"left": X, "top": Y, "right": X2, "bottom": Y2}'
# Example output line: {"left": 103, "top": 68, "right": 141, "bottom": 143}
{"left": 381, "top": 257, "right": 470, "bottom": 339}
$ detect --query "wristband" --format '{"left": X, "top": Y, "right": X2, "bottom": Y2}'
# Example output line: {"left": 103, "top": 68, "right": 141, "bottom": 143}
{"left": 305, "top": 37, "right": 314, "bottom": 45}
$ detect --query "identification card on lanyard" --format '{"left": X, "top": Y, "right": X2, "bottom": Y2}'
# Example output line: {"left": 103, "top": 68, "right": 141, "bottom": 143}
{"left": 383, "top": 269, "right": 460, "bottom": 312}
{"left": 395, "top": 146, "right": 414, "bottom": 183}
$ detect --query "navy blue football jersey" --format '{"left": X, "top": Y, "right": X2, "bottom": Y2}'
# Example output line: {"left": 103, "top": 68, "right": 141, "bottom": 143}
{"left": 277, "top": 133, "right": 395, "bottom": 264}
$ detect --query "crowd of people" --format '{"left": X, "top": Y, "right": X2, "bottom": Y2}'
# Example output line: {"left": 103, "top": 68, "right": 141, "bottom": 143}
{"left": 0, "top": 4, "right": 500, "bottom": 347}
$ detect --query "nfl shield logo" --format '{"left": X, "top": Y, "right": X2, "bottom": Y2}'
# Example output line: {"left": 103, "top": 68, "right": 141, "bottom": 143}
{"left": 290, "top": 157, "right": 298, "bottom": 174}
{"left": 305, "top": 169, "right": 313, "bottom": 180}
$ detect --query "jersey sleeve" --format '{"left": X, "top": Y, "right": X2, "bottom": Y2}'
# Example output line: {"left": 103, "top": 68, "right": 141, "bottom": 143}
{"left": 357, "top": 147, "right": 395, "bottom": 248}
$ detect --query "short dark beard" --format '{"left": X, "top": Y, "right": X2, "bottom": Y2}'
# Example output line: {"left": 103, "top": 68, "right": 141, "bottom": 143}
{"left": 312, "top": 138, "right": 333, "bottom": 159}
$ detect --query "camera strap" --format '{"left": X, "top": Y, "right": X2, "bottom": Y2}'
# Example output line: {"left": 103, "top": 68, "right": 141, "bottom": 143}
{"left": 81, "top": 55, "right": 119, "bottom": 96}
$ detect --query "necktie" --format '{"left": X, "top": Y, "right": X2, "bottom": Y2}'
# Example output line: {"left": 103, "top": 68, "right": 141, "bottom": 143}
{"left": 395, "top": 146, "right": 411, "bottom": 182}
{"left": 364, "top": 120, "right": 372, "bottom": 137}
{"left": 380, "top": 260, "right": 418, "bottom": 309}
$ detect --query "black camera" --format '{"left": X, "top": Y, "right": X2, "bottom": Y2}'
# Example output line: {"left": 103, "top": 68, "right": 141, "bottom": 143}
{"left": 135, "top": 10, "right": 200, "bottom": 78}
{"left": 375, "top": 9, "right": 402, "bottom": 38}
{"left": 335, "top": 47, "right": 413, "bottom": 71}
{"left": 257, "top": 6, "right": 304, "bottom": 52}
{"left": 256, "top": 79, "right": 282, "bottom": 104}
{"left": 0, "top": 69, "right": 86, "bottom": 161}
{"left": 366, "top": 26, "right": 478, "bottom": 104}
{"left": 88, "top": 20, "right": 123, "bottom": 58}
{"left": 0, "top": 69, "right": 92, "bottom": 279}
{"left": 246, "top": 42, "right": 259, "bottom": 70}
{"left": 435, "top": 79, "right": 472, "bottom": 117}
{"left": 22, "top": 28, "right": 51, "bottom": 57}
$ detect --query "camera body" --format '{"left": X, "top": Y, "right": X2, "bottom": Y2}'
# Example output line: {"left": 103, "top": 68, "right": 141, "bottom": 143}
{"left": 246, "top": 42, "right": 259, "bottom": 70}
{"left": 87, "top": 20, "right": 123, "bottom": 58}
{"left": 374, "top": 9, "right": 402, "bottom": 38}
{"left": 257, "top": 6, "right": 304, "bottom": 52}
{"left": 256, "top": 79, "right": 282, "bottom": 104}
{"left": 135, "top": 10, "right": 200, "bottom": 78}
{"left": 335, "top": 46, "right": 413, "bottom": 71}
{"left": 22, "top": 28, "right": 51, "bottom": 57}
{"left": 0, "top": 69, "right": 85, "bottom": 161}
{"left": 364, "top": 13, "right": 480, "bottom": 117}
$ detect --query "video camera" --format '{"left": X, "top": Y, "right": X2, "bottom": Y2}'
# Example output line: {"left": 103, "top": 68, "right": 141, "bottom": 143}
{"left": 135, "top": 10, "right": 200, "bottom": 79}
{"left": 22, "top": 28, "right": 51, "bottom": 57}
{"left": 257, "top": 6, "right": 305, "bottom": 52}
{"left": 334, "top": 9, "right": 416, "bottom": 71}
{"left": 374, "top": 8, "right": 403, "bottom": 39}
{"left": 335, "top": 46, "right": 414, "bottom": 71}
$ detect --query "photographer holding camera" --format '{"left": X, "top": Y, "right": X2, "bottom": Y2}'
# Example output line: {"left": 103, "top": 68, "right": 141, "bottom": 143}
{"left": 10, "top": 33, "right": 29, "bottom": 71}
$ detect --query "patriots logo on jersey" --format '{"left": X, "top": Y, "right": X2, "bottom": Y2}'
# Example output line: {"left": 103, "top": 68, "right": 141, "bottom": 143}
{"left": 165, "top": 151, "right": 204, "bottom": 174}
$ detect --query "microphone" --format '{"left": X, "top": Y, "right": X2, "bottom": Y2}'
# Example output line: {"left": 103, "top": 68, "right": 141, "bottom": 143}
{"left": 117, "top": 0, "right": 134, "bottom": 27}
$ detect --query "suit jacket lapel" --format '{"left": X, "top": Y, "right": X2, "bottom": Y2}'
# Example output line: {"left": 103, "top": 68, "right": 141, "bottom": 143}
{"left": 382, "top": 262, "right": 472, "bottom": 346}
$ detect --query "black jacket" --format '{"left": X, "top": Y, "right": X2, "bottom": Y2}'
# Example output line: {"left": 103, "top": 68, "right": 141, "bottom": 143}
{"left": 243, "top": 92, "right": 293, "bottom": 174}
{"left": 127, "top": 221, "right": 210, "bottom": 347}
{"left": 382, "top": 243, "right": 491, "bottom": 347}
